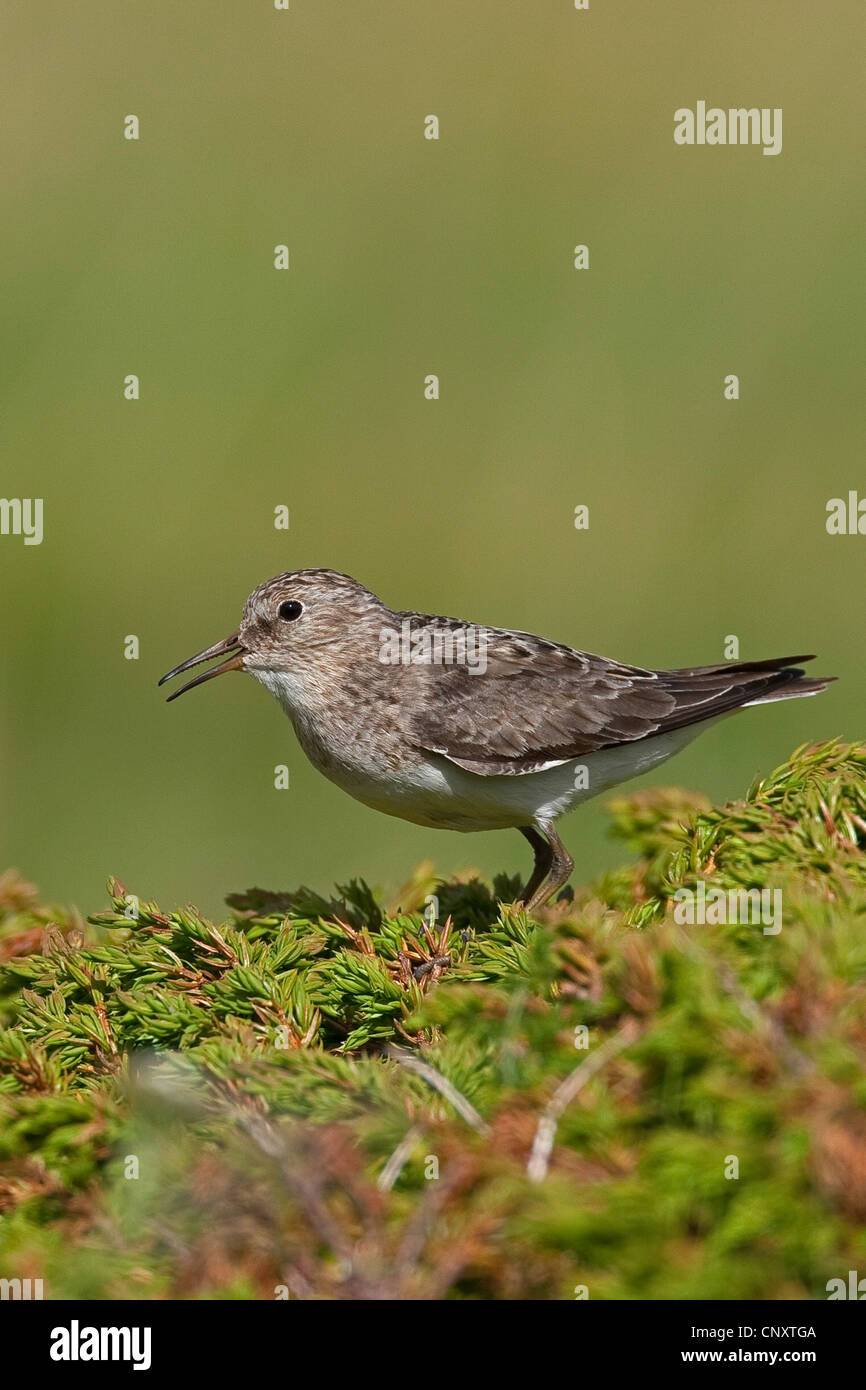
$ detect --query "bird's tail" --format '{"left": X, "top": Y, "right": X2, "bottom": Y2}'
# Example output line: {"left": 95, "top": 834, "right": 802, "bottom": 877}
{"left": 739, "top": 661, "right": 836, "bottom": 706}
{"left": 652, "top": 655, "right": 836, "bottom": 736}
{"left": 667, "top": 654, "right": 836, "bottom": 709}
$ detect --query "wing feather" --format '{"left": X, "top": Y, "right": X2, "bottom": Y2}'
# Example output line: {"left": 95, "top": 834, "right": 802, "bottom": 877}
{"left": 408, "top": 625, "right": 818, "bottom": 776}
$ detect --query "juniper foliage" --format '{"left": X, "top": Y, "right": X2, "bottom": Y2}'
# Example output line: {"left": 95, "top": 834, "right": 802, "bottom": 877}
{"left": 1, "top": 741, "right": 864, "bottom": 1299}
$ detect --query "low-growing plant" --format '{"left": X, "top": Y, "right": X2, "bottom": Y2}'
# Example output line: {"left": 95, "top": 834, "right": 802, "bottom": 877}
{"left": 1, "top": 741, "right": 864, "bottom": 1299}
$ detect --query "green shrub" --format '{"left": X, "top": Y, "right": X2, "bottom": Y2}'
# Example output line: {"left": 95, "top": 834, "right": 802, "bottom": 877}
{"left": 1, "top": 741, "right": 864, "bottom": 1299}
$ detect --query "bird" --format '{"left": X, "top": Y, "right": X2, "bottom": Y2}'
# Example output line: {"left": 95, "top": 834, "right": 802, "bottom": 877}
{"left": 159, "top": 569, "right": 835, "bottom": 913}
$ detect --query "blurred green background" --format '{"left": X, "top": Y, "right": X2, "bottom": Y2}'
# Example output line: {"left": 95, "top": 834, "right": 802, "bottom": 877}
{"left": 1, "top": 1, "right": 863, "bottom": 918}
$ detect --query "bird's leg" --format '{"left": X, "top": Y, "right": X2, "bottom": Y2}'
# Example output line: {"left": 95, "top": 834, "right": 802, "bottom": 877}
{"left": 543, "top": 824, "right": 575, "bottom": 903}
{"left": 522, "top": 823, "right": 574, "bottom": 914}
{"left": 518, "top": 826, "right": 554, "bottom": 907}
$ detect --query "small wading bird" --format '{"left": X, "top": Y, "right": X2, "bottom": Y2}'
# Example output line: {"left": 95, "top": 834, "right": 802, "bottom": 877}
{"left": 160, "top": 570, "right": 834, "bottom": 912}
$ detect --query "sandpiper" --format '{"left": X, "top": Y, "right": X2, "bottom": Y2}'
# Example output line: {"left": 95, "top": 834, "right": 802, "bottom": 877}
{"left": 159, "top": 569, "right": 834, "bottom": 912}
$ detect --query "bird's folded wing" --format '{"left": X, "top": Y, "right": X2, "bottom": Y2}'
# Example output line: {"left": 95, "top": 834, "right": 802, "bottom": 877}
{"left": 410, "top": 628, "right": 814, "bottom": 776}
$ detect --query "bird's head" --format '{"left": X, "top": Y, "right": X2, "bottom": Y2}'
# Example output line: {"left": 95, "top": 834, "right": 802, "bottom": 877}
{"left": 159, "top": 569, "right": 386, "bottom": 700}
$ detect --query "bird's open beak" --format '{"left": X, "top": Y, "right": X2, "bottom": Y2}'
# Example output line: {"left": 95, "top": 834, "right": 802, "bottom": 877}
{"left": 158, "top": 630, "right": 247, "bottom": 702}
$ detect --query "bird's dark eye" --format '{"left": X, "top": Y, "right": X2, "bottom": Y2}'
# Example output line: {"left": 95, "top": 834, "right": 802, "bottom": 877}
{"left": 278, "top": 600, "right": 303, "bottom": 621}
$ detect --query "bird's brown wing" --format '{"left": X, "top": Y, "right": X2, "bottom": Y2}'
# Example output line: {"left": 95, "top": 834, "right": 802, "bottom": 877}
{"left": 409, "top": 625, "right": 822, "bottom": 775}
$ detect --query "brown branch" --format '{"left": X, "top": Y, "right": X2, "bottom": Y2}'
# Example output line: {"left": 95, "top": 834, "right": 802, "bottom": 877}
{"left": 386, "top": 1046, "right": 491, "bottom": 1136}
{"left": 527, "top": 1017, "right": 640, "bottom": 1183}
